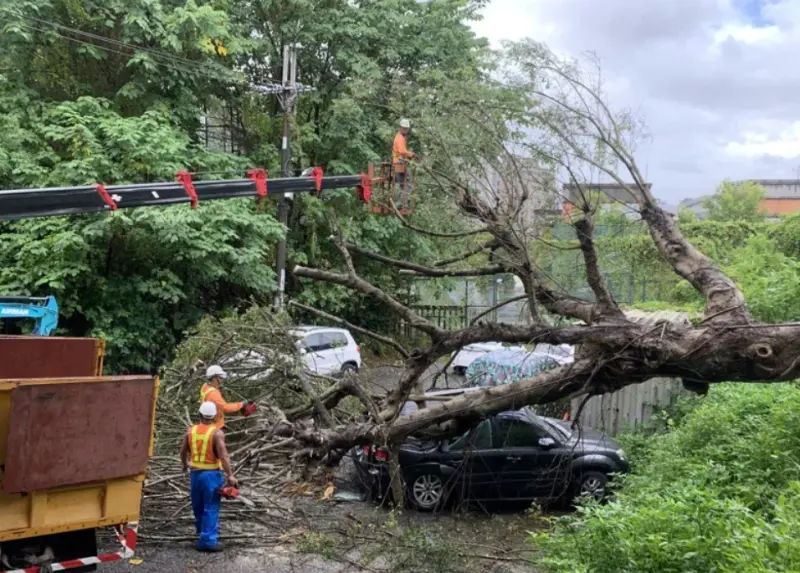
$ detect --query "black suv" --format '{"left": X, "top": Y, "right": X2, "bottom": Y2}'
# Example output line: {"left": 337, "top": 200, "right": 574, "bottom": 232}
{"left": 353, "top": 408, "right": 629, "bottom": 511}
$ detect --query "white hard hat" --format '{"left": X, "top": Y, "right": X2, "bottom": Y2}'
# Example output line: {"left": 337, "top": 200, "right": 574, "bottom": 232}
{"left": 205, "top": 364, "right": 228, "bottom": 380}
{"left": 398, "top": 118, "right": 410, "bottom": 129}
{"left": 199, "top": 401, "right": 217, "bottom": 418}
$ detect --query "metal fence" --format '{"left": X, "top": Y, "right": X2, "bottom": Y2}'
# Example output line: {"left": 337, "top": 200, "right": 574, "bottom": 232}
{"left": 409, "top": 300, "right": 532, "bottom": 332}
{"left": 570, "top": 377, "right": 687, "bottom": 436}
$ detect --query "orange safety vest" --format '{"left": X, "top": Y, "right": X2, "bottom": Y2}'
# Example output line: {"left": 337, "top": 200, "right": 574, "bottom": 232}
{"left": 200, "top": 383, "right": 243, "bottom": 427}
{"left": 392, "top": 133, "right": 412, "bottom": 173}
{"left": 188, "top": 423, "right": 222, "bottom": 470}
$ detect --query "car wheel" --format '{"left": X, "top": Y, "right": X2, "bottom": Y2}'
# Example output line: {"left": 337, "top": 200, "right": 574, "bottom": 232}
{"left": 573, "top": 471, "right": 608, "bottom": 502}
{"left": 408, "top": 473, "right": 445, "bottom": 512}
{"left": 341, "top": 362, "right": 359, "bottom": 374}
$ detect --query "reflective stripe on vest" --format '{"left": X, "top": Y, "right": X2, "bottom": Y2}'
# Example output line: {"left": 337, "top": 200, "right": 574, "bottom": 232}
{"left": 201, "top": 385, "right": 216, "bottom": 400}
{"left": 189, "top": 423, "right": 221, "bottom": 470}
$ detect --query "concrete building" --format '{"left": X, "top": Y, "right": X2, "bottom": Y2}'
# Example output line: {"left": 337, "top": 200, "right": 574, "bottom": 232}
{"left": 680, "top": 179, "right": 800, "bottom": 219}
{"left": 562, "top": 182, "right": 651, "bottom": 206}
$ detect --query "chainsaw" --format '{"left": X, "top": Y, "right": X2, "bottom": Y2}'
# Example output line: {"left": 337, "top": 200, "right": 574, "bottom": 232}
{"left": 220, "top": 485, "right": 255, "bottom": 507}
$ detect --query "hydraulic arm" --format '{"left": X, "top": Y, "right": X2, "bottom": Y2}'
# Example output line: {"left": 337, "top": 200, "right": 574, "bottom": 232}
{"left": 0, "top": 296, "right": 59, "bottom": 336}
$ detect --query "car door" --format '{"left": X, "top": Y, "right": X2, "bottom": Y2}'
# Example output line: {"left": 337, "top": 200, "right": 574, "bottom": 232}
{"left": 492, "top": 417, "right": 564, "bottom": 500}
{"left": 302, "top": 333, "right": 328, "bottom": 374}
{"left": 445, "top": 420, "right": 505, "bottom": 502}
{"left": 328, "top": 332, "right": 348, "bottom": 372}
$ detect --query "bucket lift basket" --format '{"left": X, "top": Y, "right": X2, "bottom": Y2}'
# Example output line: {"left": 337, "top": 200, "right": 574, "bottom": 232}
{"left": 369, "top": 162, "right": 414, "bottom": 215}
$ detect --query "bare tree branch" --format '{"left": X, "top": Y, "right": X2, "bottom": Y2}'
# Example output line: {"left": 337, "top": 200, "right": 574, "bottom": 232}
{"left": 390, "top": 204, "right": 489, "bottom": 238}
{"left": 349, "top": 243, "right": 505, "bottom": 277}
{"left": 573, "top": 215, "right": 623, "bottom": 318}
{"left": 292, "top": 265, "right": 442, "bottom": 338}
{"left": 297, "top": 373, "right": 336, "bottom": 429}
{"left": 433, "top": 238, "right": 500, "bottom": 267}
{"left": 512, "top": 48, "right": 750, "bottom": 324}
{"left": 398, "top": 266, "right": 506, "bottom": 277}
{"left": 469, "top": 294, "right": 528, "bottom": 325}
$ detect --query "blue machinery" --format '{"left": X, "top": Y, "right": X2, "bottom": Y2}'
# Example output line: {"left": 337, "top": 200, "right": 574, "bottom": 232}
{"left": 0, "top": 296, "right": 59, "bottom": 336}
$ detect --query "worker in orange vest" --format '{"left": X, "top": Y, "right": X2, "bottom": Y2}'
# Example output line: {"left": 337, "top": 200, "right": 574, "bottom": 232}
{"left": 392, "top": 118, "right": 416, "bottom": 205}
{"left": 180, "top": 401, "right": 236, "bottom": 552}
{"left": 200, "top": 365, "right": 255, "bottom": 428}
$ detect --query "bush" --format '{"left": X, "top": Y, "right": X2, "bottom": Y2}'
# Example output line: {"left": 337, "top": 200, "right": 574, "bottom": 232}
{"left": 535, "top": 384, "right": 800, "bottom": 572}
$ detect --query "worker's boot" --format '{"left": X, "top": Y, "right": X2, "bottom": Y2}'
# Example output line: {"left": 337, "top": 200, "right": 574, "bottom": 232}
{"left": 197, "top": 544, "right": 223, "bottom": 553}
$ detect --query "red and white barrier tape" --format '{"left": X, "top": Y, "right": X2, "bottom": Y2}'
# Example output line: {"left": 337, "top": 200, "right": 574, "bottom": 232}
{"left": 0, "top": 522, "right": 138, "bottom": 573}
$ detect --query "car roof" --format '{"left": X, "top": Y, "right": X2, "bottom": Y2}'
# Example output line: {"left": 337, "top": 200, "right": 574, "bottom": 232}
{"left": 494, "top": 408, "right": 543, "bottom": 424}
{"left": 291, "top": 326, "right": 350, "bottom": 335}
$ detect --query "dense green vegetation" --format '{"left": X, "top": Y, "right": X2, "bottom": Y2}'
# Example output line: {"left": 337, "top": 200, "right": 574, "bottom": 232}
{"left": 536, "top": 384, "right": 800, "bottom": 572}
{"left": 544, "top": 206, "right": 800, "bottom": 324}
{"left": 0, "top": 0, "right": 506, "bottom": 371}
{"left": 536, "top": 186, "right": 800, "bottom": 571}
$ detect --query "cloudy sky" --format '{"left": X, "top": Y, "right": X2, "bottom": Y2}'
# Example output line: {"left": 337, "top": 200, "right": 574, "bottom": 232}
{"left": 472, "top": 0, "right": 800, "bottom": 203}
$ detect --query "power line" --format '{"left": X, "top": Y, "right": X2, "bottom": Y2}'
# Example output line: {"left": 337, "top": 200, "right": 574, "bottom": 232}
{"left": 11, "top": 10, "right": 229, "bottom": 73}
{"left": 6, "top": 10, "right": 283, "bottom": 91}
{"left": 14, "top": 20, "right": 246, "bottom": 86}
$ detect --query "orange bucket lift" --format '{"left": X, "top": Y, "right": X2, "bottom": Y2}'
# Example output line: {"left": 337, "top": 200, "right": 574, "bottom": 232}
{"left": 364, "top": 162, "right": 414, "bottom": 215}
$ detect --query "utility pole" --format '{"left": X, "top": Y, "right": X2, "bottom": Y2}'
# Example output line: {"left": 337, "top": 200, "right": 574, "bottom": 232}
{"left": 273, "top": 44, "right": 296, "bottom": 309}
{"left": 254, "top": 44, "right": 315, "bottom": 308}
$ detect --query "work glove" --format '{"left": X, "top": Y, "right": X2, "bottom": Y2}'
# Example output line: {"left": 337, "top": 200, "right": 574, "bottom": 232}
{"left": 242, "top": 400, "right": 257, "bottom": 417}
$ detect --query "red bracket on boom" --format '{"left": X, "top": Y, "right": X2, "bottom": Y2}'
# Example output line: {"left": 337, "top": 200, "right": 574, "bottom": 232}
{"left": 311, "top": 166, "right": 323, "bottom": 195}
{"left": 247, "top": 168, "right": 268, "bottom": 198}
{"left": 358, "top": 164, "right": 374, "bottom": 203}
{"left": 357, "top": 173, "right": 372, "bottom": 202}
{"left": 176, "top": 170, "right": 199, "bottom": 208}
{"left": 94, "top": 184, "right": 118, "bottom": 211}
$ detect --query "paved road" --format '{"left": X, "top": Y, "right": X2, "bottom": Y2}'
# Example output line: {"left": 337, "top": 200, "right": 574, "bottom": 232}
{"left": 116, "top": 544, "right": 361, "bottom": 573}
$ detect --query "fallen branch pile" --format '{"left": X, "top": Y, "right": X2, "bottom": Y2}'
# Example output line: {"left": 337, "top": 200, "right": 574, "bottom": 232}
{"left": 139, "top": 307, "right": 377, "bottom": 541}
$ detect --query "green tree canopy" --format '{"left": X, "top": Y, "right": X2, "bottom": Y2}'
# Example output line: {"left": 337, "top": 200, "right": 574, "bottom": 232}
{"left": 702, "top": 180, "right": 767, "bottom": 223}
{"left": 0, "top": 0, "right": 509, "bottom": 371}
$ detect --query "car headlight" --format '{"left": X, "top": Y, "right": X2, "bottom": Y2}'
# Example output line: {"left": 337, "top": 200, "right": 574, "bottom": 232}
{"left": 616, "top": 448, "right": 626, "bottom": 460}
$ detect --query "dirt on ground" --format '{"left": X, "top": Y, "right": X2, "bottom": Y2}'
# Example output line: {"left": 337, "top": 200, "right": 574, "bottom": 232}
{"left": 112, "top": 361, "right": 551, "bottom": 573}
{"left": 113, "top": 497, "right": 550, "bottom": 573}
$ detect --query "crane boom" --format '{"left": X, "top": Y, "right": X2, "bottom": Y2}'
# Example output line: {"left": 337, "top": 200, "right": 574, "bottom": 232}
{"left": 0, "top": 169, "right": 364, "bottom": 221}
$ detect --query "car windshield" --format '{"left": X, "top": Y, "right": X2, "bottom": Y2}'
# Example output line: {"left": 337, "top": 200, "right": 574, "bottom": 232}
{"left": 541, "top": 417, "right": 571, "bottom": 440}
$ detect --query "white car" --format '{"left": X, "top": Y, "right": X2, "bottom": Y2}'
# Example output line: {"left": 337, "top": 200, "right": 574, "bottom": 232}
{"left": 291, "top": 326, "right": 362, "bottom": 375}
{"left": 449, "top": 342, "right": 525, "bottom": 375}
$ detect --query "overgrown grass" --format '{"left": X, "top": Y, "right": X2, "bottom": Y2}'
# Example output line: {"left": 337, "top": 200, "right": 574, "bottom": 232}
{"left": 535, "top": 384, "right": 800, "bottom": 572}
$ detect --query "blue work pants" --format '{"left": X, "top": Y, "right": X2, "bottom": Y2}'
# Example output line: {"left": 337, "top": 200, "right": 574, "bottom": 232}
{"left": 190, "top": 469, "right": 225, "bottom": 549}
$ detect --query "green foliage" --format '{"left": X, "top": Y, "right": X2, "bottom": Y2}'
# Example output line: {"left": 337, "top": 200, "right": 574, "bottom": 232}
{"left": 0, "top": 0, "right": 505, "bottom": 371}
{"left": 0, "top": 84, "right": 278, "bottom": 373}
{"left": 725, "top": 235, "right": 800, "bottom": 323}
{"left": 0, "top": 203, "right": 282, "bottom": 373}
{"left": 536, "top": 384, "right": 800, "bottom": 572}
{"left": 541, "top": 204, "right": 800, "bottom": 321}
{"left": 702, "top": 180, "right": 767, "bottom": 223}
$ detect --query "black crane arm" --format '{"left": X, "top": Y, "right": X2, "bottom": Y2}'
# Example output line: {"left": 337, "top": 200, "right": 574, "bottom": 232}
{"left": 0, "top": 168, "right": 365, "bottom": 221}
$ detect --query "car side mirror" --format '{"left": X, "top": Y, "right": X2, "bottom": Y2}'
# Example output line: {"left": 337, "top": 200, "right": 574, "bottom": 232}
{"left": 538, "top": 437, "right": 556, "bottom": 448}
{"left": 299, "top": 348, "right": 308, "bottom": 355}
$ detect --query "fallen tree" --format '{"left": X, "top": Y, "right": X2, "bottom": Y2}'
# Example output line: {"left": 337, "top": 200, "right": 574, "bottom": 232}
{"left": 284, "top": 42, "right": 800, "bottom": 453}
{"left": 156, "top": 42, "right": 800, "bottom": 500}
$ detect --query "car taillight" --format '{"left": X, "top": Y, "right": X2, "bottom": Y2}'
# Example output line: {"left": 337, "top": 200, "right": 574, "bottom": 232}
{"left": 374, "top": 447, "right": 389, "bottom": 462}
{"left": 363, "top": 445, "right": 371, "bottom": 455}
{"left": 356, "top": 345, "right": 360, "bottom": 354}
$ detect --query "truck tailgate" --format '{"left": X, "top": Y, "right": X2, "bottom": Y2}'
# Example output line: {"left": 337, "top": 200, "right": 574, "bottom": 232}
{"left": 0, "top": 376, "right": 157, "bottom": 541}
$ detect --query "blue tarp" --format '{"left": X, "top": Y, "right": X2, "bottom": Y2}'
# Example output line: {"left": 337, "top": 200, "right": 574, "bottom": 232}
{"left": 465, "top": 349, "right": 561, "bottom": 388}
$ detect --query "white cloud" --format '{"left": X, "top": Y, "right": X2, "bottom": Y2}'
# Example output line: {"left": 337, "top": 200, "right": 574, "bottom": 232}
{"left": 726, "top": 121, "right": 800, "bottom": 158}
{"left": 471, "top": 0, "right": 800, "bottom": 202}
{"left": 712, "top": 23, "right": 782, "bottom": 45}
